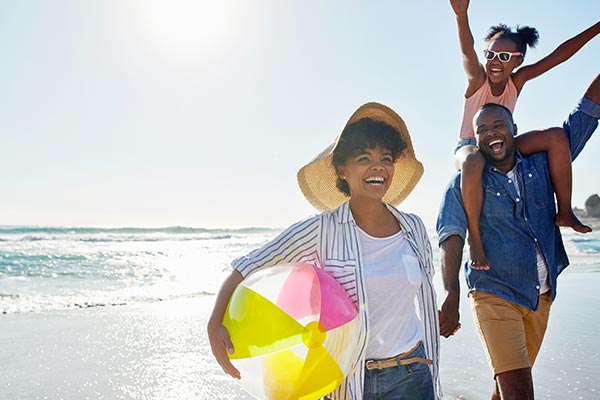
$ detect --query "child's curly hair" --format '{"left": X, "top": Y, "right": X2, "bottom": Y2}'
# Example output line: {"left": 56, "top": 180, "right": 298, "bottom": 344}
{"left": 485, "top": 24, "right": 540, "bottom": 56}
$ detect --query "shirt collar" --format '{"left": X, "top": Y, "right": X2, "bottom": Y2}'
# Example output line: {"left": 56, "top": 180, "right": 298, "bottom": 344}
{"left": 485, "top": 152, "right": 524, "bottom": 174}
{"left": 333, "top": 201, "right": 412, "bottom": 234}
{"left": 385, "top": 203, "right": 413, "bottom": 235}
{"left": 334, "top": 201, "right": 355, "bottom": 224}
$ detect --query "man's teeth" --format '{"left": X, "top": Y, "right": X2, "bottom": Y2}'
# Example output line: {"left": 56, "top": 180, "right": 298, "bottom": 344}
{"left": 489, "top": 139, "right": 503, "bottom": 152}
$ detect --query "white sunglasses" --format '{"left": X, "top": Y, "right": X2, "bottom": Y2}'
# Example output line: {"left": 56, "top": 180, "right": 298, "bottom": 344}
{"left": 483, "top": 49, "right": 523, "bottom": 62}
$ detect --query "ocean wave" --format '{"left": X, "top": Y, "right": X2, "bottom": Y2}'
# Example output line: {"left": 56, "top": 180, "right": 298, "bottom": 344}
{"left": 0, "top": 293, "right": 21, "bottom": 299}
{"left": 0, "top": 290, "right": 214, "bottom": 315}
{"left": 19, "top": 235, "right": 46, "bottom": 241}
{"left": 563, "top": 234, "right": 600, "bottom": 255}
{"left": 76, "top": 234, "right": 233, "bottom": 243}
{"left": 0, "top": 226, "right": 279, "bottom": 236}
{"left": 0, "top": 225, "right": 279, "bottom": 243}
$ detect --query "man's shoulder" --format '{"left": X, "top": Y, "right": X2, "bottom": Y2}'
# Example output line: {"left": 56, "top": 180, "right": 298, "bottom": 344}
{"left": 443, "top": 171, "right": 462, "bottom": 186}
{"left": 445, "top": 172, "right": 462, "bottom": 193}
{"left": 514, "top": 152, "right": 550, "bottom": 175}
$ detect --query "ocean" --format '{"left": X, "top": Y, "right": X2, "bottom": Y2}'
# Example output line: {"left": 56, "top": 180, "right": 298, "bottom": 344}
{"left": 0, "top": 226, "right": 280, "bottom": 314}
{"left": 1, "top": 225, "right": 599, "bottom": 315}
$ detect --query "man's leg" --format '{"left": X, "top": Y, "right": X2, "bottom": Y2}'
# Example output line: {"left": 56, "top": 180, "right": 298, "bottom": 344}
{"left": 495, "top": 367, "right": 534, "bottom": 399}
{"left": 470, "top": 291, "right": 534, "bottom": 400}
{"left": 489, "top": 292, "right": 551, "bottom": 399}
{"left": 491, "top": 381, "right": 500, "bottom": 400}
{"left": 524, "top": 292, "right": 552, "bottom": 365}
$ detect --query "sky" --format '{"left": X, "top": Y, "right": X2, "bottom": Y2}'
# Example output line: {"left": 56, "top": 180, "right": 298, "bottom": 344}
{"left": 1, "top": 0, "right": 599, "bottom": 229}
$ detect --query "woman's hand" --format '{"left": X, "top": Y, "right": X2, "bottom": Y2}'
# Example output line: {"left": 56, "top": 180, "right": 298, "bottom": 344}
{"left": 208, "top": 320, "right": 241, "bottom": 379}
{"left": 207, "top": 270, "right": 245, "bottom": 379}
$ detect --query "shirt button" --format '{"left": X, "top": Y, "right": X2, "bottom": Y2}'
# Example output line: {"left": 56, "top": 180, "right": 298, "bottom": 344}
{"left": 508, "top": 179, "right": 513, "bottom": 183}
{"left": 496, "top": 192, "right": 501, "bottom": 196}
{"left": 536, "top": 285, "right": 540, "bottom": 290}
{"left": 516, "top": 198, "right": 520, "bottom": 202}
{"left": 528, "top": 173, "right": 533, "bottom": 178}
{"left": 534, "top": 238, "right": 538, "bottom": 242}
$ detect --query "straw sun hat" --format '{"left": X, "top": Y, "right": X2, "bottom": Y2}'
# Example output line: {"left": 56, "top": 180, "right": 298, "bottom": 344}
{"left": 297, "top": 102, "right": 424, "bottom": 212}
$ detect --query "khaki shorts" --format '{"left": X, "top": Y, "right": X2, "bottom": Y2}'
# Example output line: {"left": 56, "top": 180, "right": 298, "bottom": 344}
{"left": 469, "top": 290, "right": 552, "bottom": 375}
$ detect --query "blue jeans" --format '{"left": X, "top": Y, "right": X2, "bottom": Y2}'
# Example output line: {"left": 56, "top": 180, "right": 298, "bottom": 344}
{"left": 363, "top": 341, "right": 434, "bottom": 400}
{"left": 454, "top": 137, "right": 477, "bottom": 154}
{"left": 564, "top": 96, "right": 600, "bottom": 160}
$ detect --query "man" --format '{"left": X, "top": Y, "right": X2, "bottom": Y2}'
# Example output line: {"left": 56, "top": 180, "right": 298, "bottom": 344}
{"left": 437, "top": 73, "right": 600, "bottom": 399}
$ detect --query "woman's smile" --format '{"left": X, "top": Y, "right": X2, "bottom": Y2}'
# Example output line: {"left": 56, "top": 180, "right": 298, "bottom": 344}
{"left": 337, "top": 144, "right": 395, "bottom": 201}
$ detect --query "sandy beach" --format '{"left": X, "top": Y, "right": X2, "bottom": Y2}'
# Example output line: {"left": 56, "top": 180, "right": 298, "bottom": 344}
{"left": 438, "top": 268, "right": 600, "bottom": 399}
{"left": 1, "top": 296, "right": 250, "bottom": 400}
{"left": 2, "top": 1, "right": 599, "bottom": 399}
{"left": 2, "top": 266, "right": 599, "bottom": 400}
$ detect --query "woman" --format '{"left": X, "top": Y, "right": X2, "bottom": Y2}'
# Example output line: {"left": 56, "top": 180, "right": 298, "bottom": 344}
{"left": 208, "top": 102, "right": 441, "bottom": 399}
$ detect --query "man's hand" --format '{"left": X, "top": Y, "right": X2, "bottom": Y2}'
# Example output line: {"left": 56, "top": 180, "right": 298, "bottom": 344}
{"left": 439, "top": 292, "right": 462, "bottom": 338}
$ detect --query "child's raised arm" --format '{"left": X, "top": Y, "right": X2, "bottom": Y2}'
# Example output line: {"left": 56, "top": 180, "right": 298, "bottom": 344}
{"left": 513, "top": 21, "right": 600, "bottom": 90}
{"left": 450, "top": 0, "right": 486, "bottom": 96}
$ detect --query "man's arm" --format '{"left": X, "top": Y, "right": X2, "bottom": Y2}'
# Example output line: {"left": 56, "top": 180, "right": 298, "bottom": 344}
{"left": 439, "top": 234, "right": 465, "bottom": 338}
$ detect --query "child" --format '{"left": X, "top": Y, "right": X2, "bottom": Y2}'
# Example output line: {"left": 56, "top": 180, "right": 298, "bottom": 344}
{"left": 450, "top": 0, "right": 599, "bottom": 268}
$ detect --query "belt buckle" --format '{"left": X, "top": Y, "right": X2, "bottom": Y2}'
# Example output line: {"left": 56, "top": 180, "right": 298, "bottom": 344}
{"left": 365, "top": 358, "right": 397, "bottom": 370}
{"left": 365, "top": 360, "right": 377, "bottom": 370}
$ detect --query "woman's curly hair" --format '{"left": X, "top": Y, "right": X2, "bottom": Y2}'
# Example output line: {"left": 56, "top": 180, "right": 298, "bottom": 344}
{"left": 331, "top": 118, "right": 406, "bottom": 197}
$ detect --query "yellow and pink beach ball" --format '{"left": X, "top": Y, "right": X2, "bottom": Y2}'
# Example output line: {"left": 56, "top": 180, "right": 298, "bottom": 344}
{"left": 223, "top": 262, "right": 360, "bottom": 400}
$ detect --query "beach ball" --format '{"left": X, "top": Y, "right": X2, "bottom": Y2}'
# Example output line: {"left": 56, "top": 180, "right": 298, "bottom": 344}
{"left": 223, "top": 262, "right": 360, "bottom": 400}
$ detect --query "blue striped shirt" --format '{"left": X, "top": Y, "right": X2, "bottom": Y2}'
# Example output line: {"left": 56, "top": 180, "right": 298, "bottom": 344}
{"left": 233, "top": 201, "right": 442, "bottom": 399}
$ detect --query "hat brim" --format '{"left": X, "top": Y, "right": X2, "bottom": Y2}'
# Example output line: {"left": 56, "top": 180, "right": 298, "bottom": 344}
{"left": 297, "top": 102, "right": 424, "bottom": 212}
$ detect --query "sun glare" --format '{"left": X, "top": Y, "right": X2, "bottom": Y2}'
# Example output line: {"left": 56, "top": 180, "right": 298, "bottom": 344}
{"left": 138, "top": 0, "right": 236, "bottom": 53}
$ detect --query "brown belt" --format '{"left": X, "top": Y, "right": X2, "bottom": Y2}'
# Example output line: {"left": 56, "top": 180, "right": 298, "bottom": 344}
{"left": 365, "top": 341, "right": 433, "bottom": 370}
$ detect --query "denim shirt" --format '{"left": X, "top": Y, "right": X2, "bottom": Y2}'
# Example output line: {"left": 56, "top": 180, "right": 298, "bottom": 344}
{"left": 436, "top": 97, "right": 600, "bottom": 311}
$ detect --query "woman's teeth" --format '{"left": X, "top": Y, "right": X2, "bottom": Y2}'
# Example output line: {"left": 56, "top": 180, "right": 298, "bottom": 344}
{"left": 366, "top": 176, "right": 384, "bottom": 185}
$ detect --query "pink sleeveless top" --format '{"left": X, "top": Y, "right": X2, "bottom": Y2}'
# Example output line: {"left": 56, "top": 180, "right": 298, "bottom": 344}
{"left": 460, "top": 77, "right": 518, "bottom": 139}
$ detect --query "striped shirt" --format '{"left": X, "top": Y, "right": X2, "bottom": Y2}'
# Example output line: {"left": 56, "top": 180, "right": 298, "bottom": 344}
{"left": 233, "top": 201, "right": 441, "bottom": 399}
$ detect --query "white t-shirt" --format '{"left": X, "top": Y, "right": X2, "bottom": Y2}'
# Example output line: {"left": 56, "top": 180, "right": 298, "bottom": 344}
{"left": 357, "top": 227, "right": 423, "bottom": 359}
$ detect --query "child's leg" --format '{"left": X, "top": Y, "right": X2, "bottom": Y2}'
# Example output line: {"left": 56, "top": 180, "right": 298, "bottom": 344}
{"left": 453, "top": 140, "right": 477, "bottom": 171}
{"left": 516, "top": 128, "right": 592, "bottom": 233}
{"left": 459, "top": 146, "right": 490, "bottom": 269}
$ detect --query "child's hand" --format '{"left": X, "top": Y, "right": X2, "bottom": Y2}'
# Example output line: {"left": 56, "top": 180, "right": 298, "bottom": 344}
{"left": 469, "top": 259, "right": 490, "bottom": 271}
{"left": 449, "top": 0, "right": 470, "bottom": 16}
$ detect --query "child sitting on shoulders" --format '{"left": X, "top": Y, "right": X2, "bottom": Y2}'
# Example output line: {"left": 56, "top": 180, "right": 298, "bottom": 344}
{"left": 450, "top": 0, "right": 599, "bottom": 268}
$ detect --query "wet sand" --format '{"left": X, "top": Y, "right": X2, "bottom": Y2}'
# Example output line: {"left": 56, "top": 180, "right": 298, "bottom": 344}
{"left": 1, "top": 270, "right": 599, "bottom": 399}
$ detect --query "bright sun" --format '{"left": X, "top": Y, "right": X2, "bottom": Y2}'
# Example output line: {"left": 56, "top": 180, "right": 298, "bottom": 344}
{"left": 138, "top": 0, "right": 235, "bottom": 53}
